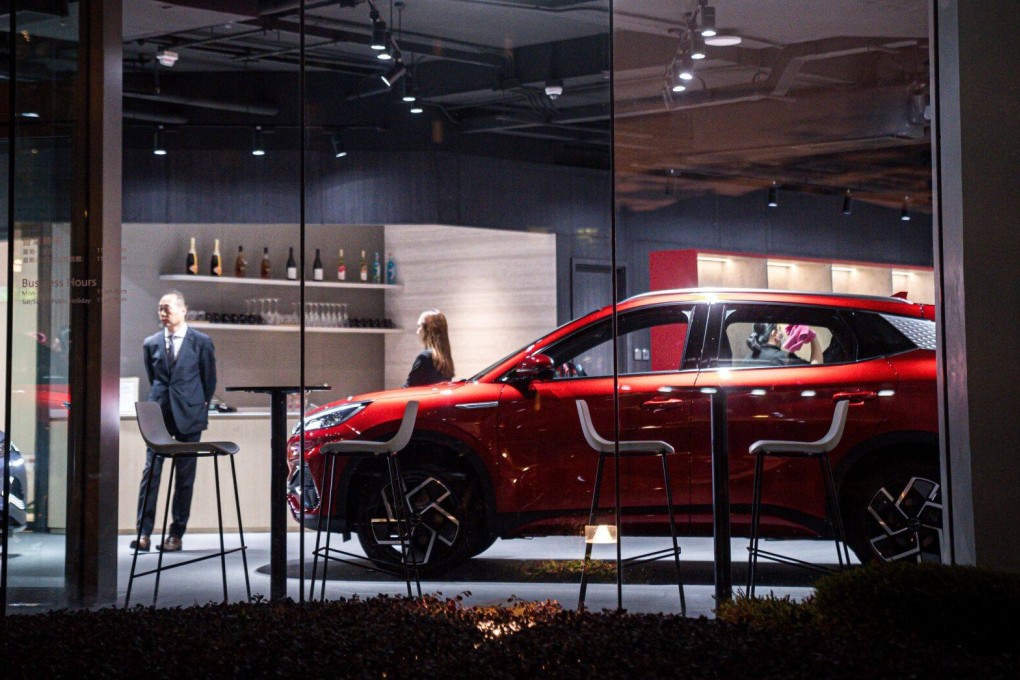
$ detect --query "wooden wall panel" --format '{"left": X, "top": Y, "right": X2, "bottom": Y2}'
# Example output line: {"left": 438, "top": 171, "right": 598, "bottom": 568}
{"left": 383, "top": 224, "right": 557, "bottom": 389}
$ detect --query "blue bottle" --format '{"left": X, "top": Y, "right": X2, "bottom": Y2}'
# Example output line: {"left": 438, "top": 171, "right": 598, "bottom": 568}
{"left": 372, "top": 251, "right": 382, "bottom": 283}
{"left": 386, "top": 253, "right": 396, "bottom": 285}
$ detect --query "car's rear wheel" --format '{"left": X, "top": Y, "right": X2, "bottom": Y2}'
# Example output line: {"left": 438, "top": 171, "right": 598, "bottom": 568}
{"left": 355, "top": 463, "right": 482, "bottom": 577}
{"left": 842, "top": 455, "right": 943, "bottom": 564}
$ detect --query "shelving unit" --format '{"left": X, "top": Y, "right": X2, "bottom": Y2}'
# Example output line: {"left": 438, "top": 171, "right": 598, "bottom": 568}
{"left": 188, "top": 321, "right": 400, "bottom": 334}
{"left": 160, "top": 274, "right": 401, "bottom": 290}
{"left": 160, "top": 272, "right": 402, "bottom": 334}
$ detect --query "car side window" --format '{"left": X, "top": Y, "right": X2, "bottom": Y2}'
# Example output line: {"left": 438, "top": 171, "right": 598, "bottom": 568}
{"left": 714, "top": 303, "right": 855, "bottom": 368}
{"left": 545, "top": 304, "right": 695, "bottom": 378}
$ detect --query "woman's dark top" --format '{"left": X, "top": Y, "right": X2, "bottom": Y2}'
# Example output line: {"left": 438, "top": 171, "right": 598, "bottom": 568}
{"left": 403, "top": 349, "right": 449, "bottom": 387}
{"left": 750, "top": 344, "right": 809, "bottom": 367}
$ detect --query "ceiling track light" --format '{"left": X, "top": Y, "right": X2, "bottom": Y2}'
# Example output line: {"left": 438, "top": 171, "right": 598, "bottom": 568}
{"left": 409, "top": 103, "right": 424, "bottom": 114}
{"left": 381, "top": 61, "right": 406, "bottom": 88}
{"left": 679, "top": 52, "right": 695, "bottom": 81}
{"left": 153, "top": 124, "right": 167, "bottom": 156}
{"left": 377, "top": 30, "right": 394, "bottom": 60}
{"left": 251, "top": 125, "right": 266, "bottom": 156}
{"left": 767, "top": 182, "right": 779, "bottom": 208}
{"left": 156, "top": 49, "right": 178, "bottom": 67}
{"left": 691, "top": 34, "right": 707, "bottom": 60}
{"left": 699, "top": 5, "right": 716, "bottom": 37}
{"left": 401, "top": 74, "right": 417, "bottom": 102}
{"left": 330, "top": 132, "right": 347, "bottom": 159}
{"left": 544, "top": 78, "right": 563, "bottom": 100}
{"left": 900, "top": 196, "right": 911, "bottom": 221}
{"left": 370, "top": 9, "right": 386, "bottom": 50}
{"left": 842, "top": 190, "right": 853, "bottom": 215}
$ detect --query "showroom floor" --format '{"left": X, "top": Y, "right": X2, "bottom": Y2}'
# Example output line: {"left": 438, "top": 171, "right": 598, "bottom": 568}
{"left": 106, "top": 533, "right": 851, "bottom": 617}
{"left": 5, "top": 530, "right": 854, "bottom": 615}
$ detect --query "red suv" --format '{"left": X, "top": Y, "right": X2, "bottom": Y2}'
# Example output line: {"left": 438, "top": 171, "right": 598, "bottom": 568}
{"left": 287, "top": 289, "right": 941, "bottom": 575}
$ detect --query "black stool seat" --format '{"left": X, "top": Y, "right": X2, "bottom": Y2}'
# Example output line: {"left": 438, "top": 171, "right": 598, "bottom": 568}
{"left": 310, "top": 401, "right": 422, "bottom": 600}
{"left": 576, "top": 399, "right": 686, "bottom": 615}
{"left": 746, "top": 398, "right": 853, "bottom": 597}
{"left": 126, "top": 401, "right": 251, "bottom": 607}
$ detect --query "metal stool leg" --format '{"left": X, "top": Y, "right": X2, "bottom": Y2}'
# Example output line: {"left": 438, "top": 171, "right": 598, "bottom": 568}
{"left": 213, "top": 456, "right": 229, "bottom": 603}
{"left": 319, "top": 454, "right": 339, "bottom": 601}
{"left": 385, "top": 455, "right": 414, "bottom": 598}
{"left": 660, "top": 454, "right": 686, "bottom": 616}
{"left": 229, "top": 455, "right": 252, "bottom": 601}
{"left": 820, "top": 454, "right": 851, "bottom": 568}
{"left": 308, "top": 456, "right": 327, "bottom": 601}
{"left": 153, "top": 455, "right": 177, "bottom": 606}
{"left": 126, "top": 462, "right": 158, "bottom": 607}
{"left": 389, "top": 453, "right": 422, "bottom": 599}
{"left": 578, "top": 453, "right": 607, "bottom": 612}
{"left": 747, "top": 451, "right": 766, "bottom": 598}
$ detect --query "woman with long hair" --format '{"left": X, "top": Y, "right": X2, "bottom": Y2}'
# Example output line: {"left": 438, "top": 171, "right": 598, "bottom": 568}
{"left": 403, "top": 309, "right": 455, "bottom": 387}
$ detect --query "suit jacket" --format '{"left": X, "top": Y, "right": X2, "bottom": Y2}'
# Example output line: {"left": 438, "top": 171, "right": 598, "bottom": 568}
{"left": 143, "top": 327, "right": 217, "bottom": 435}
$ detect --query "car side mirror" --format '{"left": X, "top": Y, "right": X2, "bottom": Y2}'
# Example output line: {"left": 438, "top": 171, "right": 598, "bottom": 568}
{"left": 513, "top": 354, "right": 556, "bottom": 382}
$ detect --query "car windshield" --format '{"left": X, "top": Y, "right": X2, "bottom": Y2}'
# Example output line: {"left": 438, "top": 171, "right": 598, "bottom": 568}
{"left": 468, "top": 342, "right": 534, "bottom": 381}
{"left": 468, "top": 310, "right": 605, "bottom": 381}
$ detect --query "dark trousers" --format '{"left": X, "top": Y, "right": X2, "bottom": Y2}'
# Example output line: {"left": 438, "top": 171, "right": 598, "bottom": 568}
{"left": 136, "top": 417, "right": 201, "bottom": 539}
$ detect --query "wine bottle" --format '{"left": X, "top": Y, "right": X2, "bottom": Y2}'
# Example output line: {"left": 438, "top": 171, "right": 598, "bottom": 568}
{"left": 313, "top": 248, "right": 324, "bottom": 281}
{"left": 286, "top": 246, "right": 298, "bottom": 280}
{"left": 372, "top": 251, "right": 382, "bottom": 283}
{"left": 186, "top": 237, "right": 198, "bottom": 275}
{"left": 260, "top": 247, "right": 271, "bottom": 279}
{"left": 359, "top": 250, "right": 368, "bottom": 282}
{"left": 386, "top": 252, "right": 396, "bottom": 285}
{"left": 234, "top": 245, "right": 247, "bottom": 277}
{"left": 210, "top": 238, "right": 223, "bottom": 277}
{"left": 336, "top": 248, "right": 346, "bottom": 281}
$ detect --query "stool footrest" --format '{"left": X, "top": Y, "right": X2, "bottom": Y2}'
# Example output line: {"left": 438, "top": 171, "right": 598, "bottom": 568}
{"left": 620, "top": 546, "right": 683, "bottom": 568}
{"left": 747, "top": 547, "right": 841, "bottom": 575}
{"left": 313, "top": 546, "right": 415, "bottom": 578}
{"left": 130, "top": 546, "right": 248, "bottom": 579}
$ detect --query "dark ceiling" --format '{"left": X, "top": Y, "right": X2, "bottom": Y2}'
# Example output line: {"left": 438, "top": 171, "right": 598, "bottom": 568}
{"left": 6, "top": 0, "right": 933, "bottom": 212}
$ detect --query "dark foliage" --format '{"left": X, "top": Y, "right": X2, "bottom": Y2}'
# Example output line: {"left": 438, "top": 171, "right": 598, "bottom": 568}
{"left": 4, "top": 566, "right": 1019, "bottom": 680}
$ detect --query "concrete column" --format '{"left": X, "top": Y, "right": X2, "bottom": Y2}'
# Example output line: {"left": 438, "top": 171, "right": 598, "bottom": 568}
{"left": 932, "top": 1, "right": 1020, "bottom": 570}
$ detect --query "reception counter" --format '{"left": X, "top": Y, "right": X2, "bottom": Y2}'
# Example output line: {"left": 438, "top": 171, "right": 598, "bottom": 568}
{"left": 118, "top": 410, "right": 300, "bottom": 534}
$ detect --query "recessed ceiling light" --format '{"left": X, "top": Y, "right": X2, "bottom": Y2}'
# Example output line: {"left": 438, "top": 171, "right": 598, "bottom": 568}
{"left": 704, "top": 35, "right": 742, "bottom": 47}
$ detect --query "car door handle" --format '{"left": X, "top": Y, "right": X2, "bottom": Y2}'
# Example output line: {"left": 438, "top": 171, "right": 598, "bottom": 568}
{"left": 641, "top": 398, "right": 685, "bottom": 409}
{"left": 833, "top": 391, "right": 877, "bottom": 404}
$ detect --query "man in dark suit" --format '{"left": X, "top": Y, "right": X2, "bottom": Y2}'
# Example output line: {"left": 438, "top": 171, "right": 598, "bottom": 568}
{"left": 131, "top": 290, "right": 217, "bottom": 552}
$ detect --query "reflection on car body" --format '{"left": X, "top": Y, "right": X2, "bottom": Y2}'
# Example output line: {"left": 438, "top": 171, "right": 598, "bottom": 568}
{"left": 286, "top": 289, "right": 941, "bottom": 575}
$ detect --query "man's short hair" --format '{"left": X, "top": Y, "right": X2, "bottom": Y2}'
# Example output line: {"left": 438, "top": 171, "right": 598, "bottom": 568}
{"left": 161, "top": 290, "right": 186, "bottom": 307}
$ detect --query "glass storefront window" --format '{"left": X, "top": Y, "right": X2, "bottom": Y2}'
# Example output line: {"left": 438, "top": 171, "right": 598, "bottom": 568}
{"left": 3, "top": 7, "right": 79, "bottom": 609}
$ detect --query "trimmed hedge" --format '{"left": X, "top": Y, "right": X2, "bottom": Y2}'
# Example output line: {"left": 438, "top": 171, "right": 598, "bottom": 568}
{"left": 4, "top": 564, "right": 1019, "bottom": 679}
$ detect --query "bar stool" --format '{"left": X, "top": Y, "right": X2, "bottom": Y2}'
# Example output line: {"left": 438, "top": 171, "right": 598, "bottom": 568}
{"left": 576, "top": 399, "right": 686, "bottom": 615}
{"left": 126, "top": 401, "right": 251, "bottom": 607}
{"left": 746, "top": 398, "right": 853, "bottom": 597}
{"left": 310, "top": 401, "right": 422, "bottom": 600}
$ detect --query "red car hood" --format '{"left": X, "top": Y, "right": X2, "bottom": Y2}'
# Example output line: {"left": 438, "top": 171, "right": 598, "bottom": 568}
{"left": 304, "top": 380, "right": 475, "bottom": 417}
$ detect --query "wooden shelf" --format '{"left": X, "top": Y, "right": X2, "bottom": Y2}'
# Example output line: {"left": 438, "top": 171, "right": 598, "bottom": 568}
{"left": 160, "top": 274, "right": 401, "bottom": 291}
{"left": 189, "top": 321, "right": 401, "bottom": 335}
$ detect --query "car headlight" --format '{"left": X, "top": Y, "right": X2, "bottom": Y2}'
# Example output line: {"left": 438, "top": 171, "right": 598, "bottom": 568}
{"left": 291, "top": 401, "right": 370, "bottom": 436}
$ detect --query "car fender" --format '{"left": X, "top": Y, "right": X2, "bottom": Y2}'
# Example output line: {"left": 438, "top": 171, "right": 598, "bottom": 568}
{"left": 834, "top": 429, "right": 940, "bottom": 486}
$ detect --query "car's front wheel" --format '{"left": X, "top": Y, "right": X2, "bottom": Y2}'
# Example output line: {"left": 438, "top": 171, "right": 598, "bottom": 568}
{"left": 355, "top": 463, "right": 482, "bottom": 577}
{"left": 843, "top": 455, "right": 943, "bottom": 564}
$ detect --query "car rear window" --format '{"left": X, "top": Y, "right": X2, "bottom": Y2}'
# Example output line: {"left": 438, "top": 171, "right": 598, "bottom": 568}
{"left": 847, "top": 312, "right": 927, "bottom": 358}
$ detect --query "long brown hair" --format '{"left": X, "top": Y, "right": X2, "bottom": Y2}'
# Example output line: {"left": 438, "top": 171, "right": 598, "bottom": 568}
{"left": 420, "top": 309, "right": 455, "bottom": 379}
